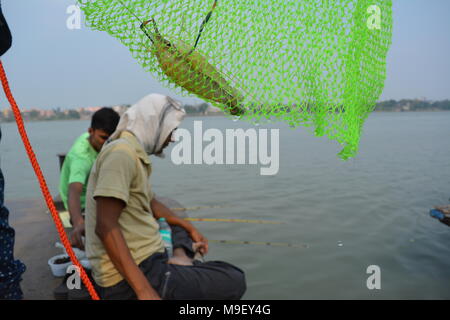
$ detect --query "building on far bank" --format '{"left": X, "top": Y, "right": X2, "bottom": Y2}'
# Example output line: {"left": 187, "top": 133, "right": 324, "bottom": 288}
{"left": 2, "top": 108, "right": 11, "bottom": 118}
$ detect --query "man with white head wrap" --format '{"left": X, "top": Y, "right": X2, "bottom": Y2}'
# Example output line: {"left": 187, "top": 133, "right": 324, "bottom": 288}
{"left": 107, "top": 93, "right": 183, "bottom": 157}
{"left": 85, "top": 93, "right": 246, "bottom": 300}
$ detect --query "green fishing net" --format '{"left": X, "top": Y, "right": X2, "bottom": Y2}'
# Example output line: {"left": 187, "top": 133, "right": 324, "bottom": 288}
{"left": 78, "top": 0, "right": 393, "bottom": 159}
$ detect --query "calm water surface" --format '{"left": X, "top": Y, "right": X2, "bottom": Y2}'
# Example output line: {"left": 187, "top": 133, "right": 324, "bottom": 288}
{"left": 1, "top": 112, "right": 449, "bottom": 299}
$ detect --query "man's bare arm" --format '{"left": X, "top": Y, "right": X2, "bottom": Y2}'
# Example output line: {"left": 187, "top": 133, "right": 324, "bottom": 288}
{"left": 68, "top": 182, "right": 85, "bottom": 249}
{"left": 68, "top": 182, "right": 84, "bottom": 224}
{"left": 95, "top": 196, "right": 161, "bottom": 300}
{"left": 151, "top": 197, "right": 195, "bottom": 232}
{"left": 151, "top": 197, "right": 209, "bottom": 254}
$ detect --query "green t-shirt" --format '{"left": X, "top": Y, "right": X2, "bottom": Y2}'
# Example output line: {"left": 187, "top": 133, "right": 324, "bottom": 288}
{"left": 59, "top": 132, "right": 98, "bottom": 210}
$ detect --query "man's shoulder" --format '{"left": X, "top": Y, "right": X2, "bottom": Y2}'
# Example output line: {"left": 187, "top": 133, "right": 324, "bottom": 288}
{"left": 72, "top": 132, "right": 90, "bottom": 148}
{"left": 67, "top": 133, "right": 92, "bottom": 158}
{"left": 98, "top": 138, "right": 138, "bottom": 163}
{"left": 103, "top": 137, "right": 136, "bottom": 153}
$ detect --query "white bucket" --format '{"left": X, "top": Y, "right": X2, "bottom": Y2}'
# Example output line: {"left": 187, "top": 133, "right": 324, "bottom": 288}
{"left": 48, "top": 254, "right": 72, "bottom": 277}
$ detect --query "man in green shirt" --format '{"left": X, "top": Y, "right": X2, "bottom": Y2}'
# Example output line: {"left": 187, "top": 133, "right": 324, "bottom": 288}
{"left": 59, "top": 108, "right": 120, "bottom": 249}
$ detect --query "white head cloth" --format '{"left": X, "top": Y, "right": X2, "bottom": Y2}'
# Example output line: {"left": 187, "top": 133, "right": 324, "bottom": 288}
{"left": 107, "top": 93, "right": 186, "bottom": 157}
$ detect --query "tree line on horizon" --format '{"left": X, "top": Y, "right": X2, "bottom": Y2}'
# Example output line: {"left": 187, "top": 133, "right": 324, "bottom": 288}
{"left": 375, "top": 99, "right": 450, "bottom": 112}
{"left": 0, "top": 103, "right": 211, "bottom": 123}
{"left": 0, "top": 99, "right": 449, "bottom": 123}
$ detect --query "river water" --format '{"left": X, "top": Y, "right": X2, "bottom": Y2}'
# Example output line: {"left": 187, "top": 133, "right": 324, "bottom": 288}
{"left": 1, "top": 112, "right": 449, "bottom": 299}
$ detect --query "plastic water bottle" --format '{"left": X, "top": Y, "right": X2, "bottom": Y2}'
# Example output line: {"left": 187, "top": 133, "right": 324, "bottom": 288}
{"left": 158, "top": 218, "right": 173, "bottom": 257}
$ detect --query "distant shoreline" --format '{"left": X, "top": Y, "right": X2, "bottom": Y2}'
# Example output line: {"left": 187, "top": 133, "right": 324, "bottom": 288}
{"left": 0, "top": 111, "right": 228, "bottom": 124}
{"left": 1, "top": 99, "right": 449, "bottom": 123}
{"left": 2, "top": 98, "right": 450, "bottom": 124}
{"left": 0, "top": 109, "right": 449, "bottom": 124}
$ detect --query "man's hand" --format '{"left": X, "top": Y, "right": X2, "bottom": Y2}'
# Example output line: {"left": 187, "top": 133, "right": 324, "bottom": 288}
{"left": 189, "top": 228, "right": 209, "bottom": 255}
{"left": 70, "top": 218, "right": 85, "bottom": 250}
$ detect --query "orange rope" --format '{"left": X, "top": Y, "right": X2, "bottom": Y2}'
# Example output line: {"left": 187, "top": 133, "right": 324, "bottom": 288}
{"left": 0, "top": 60, "right": 100, "bottom": 300}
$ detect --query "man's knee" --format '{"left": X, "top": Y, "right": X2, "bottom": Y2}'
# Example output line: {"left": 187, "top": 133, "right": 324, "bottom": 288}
{"left": 198, "top": 261, "right": 247, "bottom": 300}
{"left": 228, "top": 264, "right": 247, "bottom": 300}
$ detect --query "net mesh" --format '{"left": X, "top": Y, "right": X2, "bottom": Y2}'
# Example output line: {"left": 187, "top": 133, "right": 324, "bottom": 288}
{"left": 78, "top": 0, "right": 393, "bottom": 159}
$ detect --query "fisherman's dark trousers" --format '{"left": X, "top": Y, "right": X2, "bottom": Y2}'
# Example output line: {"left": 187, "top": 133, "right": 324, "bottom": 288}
{"left": 95, "top": 225, "right": 247, "bottom": 300}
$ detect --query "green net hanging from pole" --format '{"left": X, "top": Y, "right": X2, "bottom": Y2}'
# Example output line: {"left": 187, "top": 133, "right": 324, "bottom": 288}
{"left": 78, "top": 0, "right": 393, "bottom": 159}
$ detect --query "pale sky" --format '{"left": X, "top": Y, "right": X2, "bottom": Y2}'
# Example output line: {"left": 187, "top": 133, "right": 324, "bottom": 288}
{"left": 0, "top": 0, "right": 449, "bottom": 110}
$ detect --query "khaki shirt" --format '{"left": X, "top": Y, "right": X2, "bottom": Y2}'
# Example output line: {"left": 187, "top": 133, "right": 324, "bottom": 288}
{"left": 85, "top": 131, "right": 164, "bottom": 287}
